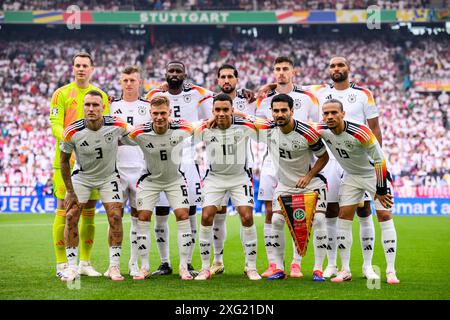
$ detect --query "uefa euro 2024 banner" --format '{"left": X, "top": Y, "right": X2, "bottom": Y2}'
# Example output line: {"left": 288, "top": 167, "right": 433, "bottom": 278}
{"left": 0, "top": 195, "right": 449, "bottom": 215}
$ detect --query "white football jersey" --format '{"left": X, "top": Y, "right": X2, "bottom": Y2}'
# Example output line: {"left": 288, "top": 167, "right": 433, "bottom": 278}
{"left": 125, "top": 119, "right": 194, "bottom": 184}
{"left": 60, "top": 116, "right": 132, "bottom": 182}
{"left": 256, "top": 85, "right": 320, "bottom": 122}
{"left": 308, "top": 82, "right": 379, "bottom": 124}
{"left": 233, "top": 88, "right": 257, "bottom": 116}
{"left": 308, "top": 82, "right": 380, "bottom": 161}
{"left": 256, "top": 119, "right": 327, "bottom": 188}
{"left": 145, "top": 83, "right": 214, "bottom": 122}
{"left": 255, "top": 85, "right": 320, "bottom": 168}
{"left": 195, "top": 116, "right": 257, "bottom": 177}
{"left": 110, "top": 98, "right": 151, "bottom": 169}
{"left": 315, "top": 121, "right": 388, "bottom": 194}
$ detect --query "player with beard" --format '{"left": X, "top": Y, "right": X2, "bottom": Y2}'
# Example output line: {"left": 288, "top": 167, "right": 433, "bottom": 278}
{"left": 145, "top": 61, "right": 214, "bottom": 277}
{"left": 255, "top": 57, "right": 322, "bottom": 279}
{"left": 210, "top": 64, "right": 257, "bottom": 275}
{"left": 307, "top": 57, "right": 382, "bottom": 280}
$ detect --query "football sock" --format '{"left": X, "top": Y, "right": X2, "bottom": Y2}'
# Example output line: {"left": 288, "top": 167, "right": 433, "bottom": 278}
{"left": 313, "top": 212, "right": 327, "bottom": 271}
{"left": 213, "top": 213, "right": 227, "bottom": 264}
{"left": 137, "top": 220, "right": 150, "bottom": 270}
{"left": 199, "top": 225, "right": 213, "bottom": 270}
{"left": 264, "top": 223, "right": 274, "bottom": 264}
{"left": 129, "top": 216, "right": 138, "bottom": 265}
{"left": 326, "top": 217, "right": 338, "bottom": 267}
{"left": 177, "top": 219, "right": 192, "bottom": 270}
{"left": 380, "top": 219, "right": 397, "bottom": 274}
{"left": 188, "top": 214, "right": 197, "bottom": 264}
{"left": 271, "top": 214, "right": 286, "bottom": 271}
{"left": 109, "top": 246, "right": 122, "bottom": 268}
{"left": 53, "top": 209, "right": 67, "bottom": 264}
{"left": 79, "top": 208, "right": 95, "bottom": 261}
{"left": 359, "top": 215, "right": 375, "bottom": 268}
{"left": 242, "top": 224, "right": 258, "bottom": 270}
{"left": 66, "top": 246, "right": 78, "bottom": 269}
{"left": 337, "top": 218, "right": 353, "bottom": 272}
{"left": 155, "top": 214, "right": 170, "bottom": 265}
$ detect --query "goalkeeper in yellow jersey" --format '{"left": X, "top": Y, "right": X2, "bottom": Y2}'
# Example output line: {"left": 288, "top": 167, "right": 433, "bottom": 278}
{"left": 49, "top": 52, "right": 109, "bottom": 278}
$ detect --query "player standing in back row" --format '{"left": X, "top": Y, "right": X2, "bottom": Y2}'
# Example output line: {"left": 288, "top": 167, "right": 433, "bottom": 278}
{"left": 145, "top": 61, "right": 214, "bottom": 277}
{"left": 109, "top": 66, "right": 151, "bottom": 277}
{"left": 308, "top": 57, "right": 382, "bottom": 280}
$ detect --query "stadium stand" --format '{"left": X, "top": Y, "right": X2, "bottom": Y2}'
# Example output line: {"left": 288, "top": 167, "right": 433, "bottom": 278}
{"left": 1, "top": 0, "right": 447, "bottom": 11}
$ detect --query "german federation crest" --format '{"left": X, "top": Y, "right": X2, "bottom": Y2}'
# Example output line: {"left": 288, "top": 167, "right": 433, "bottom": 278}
{"left": 294, "top": 99, "right": 301, "bottom": 109}
{"left": 104, "top": 132, "right": 114, "bottom": 143}
{"left": 278, "top": 192, "right": 318, "bottom": 257}
{"left": 138, "top": 105, "right": 147, "bottom": 116}
{"left": 183, "top": 94, "right": 192, "bottom": 103}
{"left": 348, "top": 94, "right": 357, "bottom": 103}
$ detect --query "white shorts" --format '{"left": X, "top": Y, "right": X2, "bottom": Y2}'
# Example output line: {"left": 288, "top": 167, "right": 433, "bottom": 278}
{"left": 202, "top": 173, "right": 254, "bottom": 208}
{"left": 155, "top": 163, "right": 202, "bottom": 207}
{"left": 136, "top": 176, "right": 190, "bottom": 211}
{"left": 339, "top": 174, "right": 393, "bottom": 211}
{"left": 323, "top": 158, "right": 371, "bottom": 203}
{"left": 272, "top": 176, "right": 327, "bottom": 213}
{"left": 71, "top": 173, "right": 123, "bottom": 204}
{"left": 220, "top": 167, "right": 254, "bottom": 207}
{"left": 118, "top": 166, "right": 143, "bottom": 209}
{"left": 258, "top": 164, "right": 277, "bottom": 201}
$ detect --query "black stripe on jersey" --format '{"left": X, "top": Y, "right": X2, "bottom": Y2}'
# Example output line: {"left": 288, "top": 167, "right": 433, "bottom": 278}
{"left": 71, "top": 168, "right": 82, "bottom": 176}
{"left": 103, "top": 116, "right": 115, "bottom": 125}
{"left": 67, "top": 119, "right": 86, "bottom": 131}
{"left": 139, "top": 98, "right": 151, "bottom": 104}
{"left": 292, "top": 85, "right": 303, "bottom": 93}
{"left": 137, "top": 171, "right": 152, "bottom": 187}
{"left": 293, "top": 120, "right": 324, "bottom": 152}
{"left": 138, "top": 122, "right": 154, "bottom": 133}
{"left": 169, "top": 119, "right": 188, "bottom": 129}
{"left": 315, "top": 173, "right": 327, "bottom": 185}
{"left": 237, "top": 88, "right": 246, "bottom": 99}
{"left": 266, "top": 90, "right": 277, "bottom": 98}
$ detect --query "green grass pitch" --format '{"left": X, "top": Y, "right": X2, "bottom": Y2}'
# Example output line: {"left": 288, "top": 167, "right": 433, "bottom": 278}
{"left": 0, "top": 213, "right": 449, "bottom": 300}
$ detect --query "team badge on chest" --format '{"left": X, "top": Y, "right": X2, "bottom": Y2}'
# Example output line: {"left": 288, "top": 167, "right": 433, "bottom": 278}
{"left": 104, "top": 132, "right": 114, "bottom": 143}
{"left": 138, "top": 105, "right": 147, "bottom": 116}
{"left": 183, "top": 94, "right": 192, "bottom": 103}
{"left": 348, "top": 94, "right": 357, "bottom": 103}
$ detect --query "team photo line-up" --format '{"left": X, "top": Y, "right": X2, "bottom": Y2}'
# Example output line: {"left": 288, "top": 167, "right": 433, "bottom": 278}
{"left": 50, "top": 51, "right": 399, "bottom": 284}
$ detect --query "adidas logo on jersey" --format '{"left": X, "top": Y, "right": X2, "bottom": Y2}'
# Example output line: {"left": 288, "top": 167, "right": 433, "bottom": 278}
{"left": 112, "top": 194, "right": 121, "bottom": 200}
{"left": 145, "top": 143, "right": 154, "bottom": 148}
{"left": 182, "top": 199, "right": 189, "bottom": 204}
{"left": 114, "top": 109, "right": 123, "bottom": 114}
{"left": 80, "top": 140, "right": 89, "bottom": 147}
{"left": 194, "top": 197, "right": 202, "bottom": 203}
{"left": 318, "top": 203, "right": 326, "bottom": 209}
{"left": 326, "top": 94, "right": 332, "bottom": 100}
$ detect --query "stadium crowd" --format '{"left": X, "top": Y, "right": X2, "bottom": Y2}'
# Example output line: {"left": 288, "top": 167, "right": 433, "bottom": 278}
{"left": 0, "top": 32, "right": 448, "bottom": 195}
{"left": 1, "top": 0, "right": 443, "bottom": 11}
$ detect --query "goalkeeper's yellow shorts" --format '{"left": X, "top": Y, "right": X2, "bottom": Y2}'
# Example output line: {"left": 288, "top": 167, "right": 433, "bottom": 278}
{"left": 52, "top": 168, "right": 100, "bottom": 201}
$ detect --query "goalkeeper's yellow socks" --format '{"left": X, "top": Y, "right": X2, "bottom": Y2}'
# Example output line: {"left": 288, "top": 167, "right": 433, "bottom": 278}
{"left": 52, "top": 209, "right": 67, "bottom": 264}
{"left": 79, "top": 208, "right": 96, "bottom": 262}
